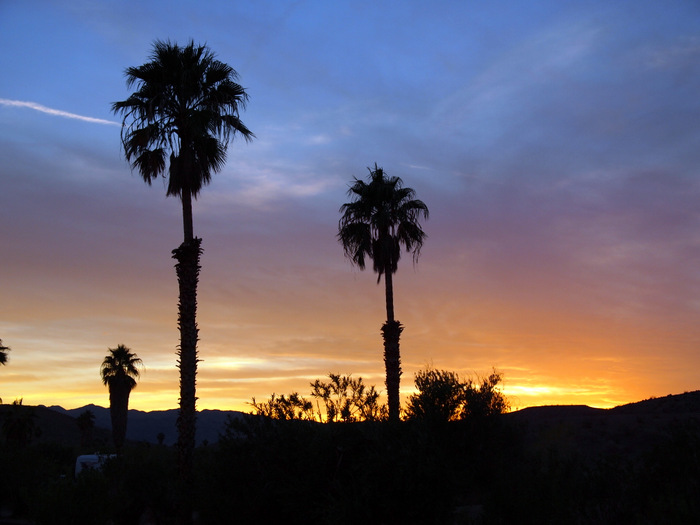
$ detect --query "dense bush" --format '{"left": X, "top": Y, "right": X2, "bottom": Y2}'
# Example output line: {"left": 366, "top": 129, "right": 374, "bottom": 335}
{"left": 405, "top": 367, "right": 509, "bottom": 422}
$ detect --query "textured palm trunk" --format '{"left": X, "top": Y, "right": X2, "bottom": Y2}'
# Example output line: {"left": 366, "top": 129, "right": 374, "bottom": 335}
{"left": 382, "top": 320, "right": 403, "bottom": 422}
{"left": 109, "top": 384, "right": 129, "bottom": 452}
{"left": 382, "top": 267, "right": 403, "bottom": 422}
{"left": 172, "top": 237, "right": 202, "bottom": 525}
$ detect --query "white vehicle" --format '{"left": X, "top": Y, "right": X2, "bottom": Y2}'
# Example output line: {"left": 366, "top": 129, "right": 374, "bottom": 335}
{"left": 74, "top": 453, "right": 115, "bottom": 477}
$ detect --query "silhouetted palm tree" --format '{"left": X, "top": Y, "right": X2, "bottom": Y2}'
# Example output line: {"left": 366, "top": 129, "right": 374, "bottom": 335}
{"left": 338, "top": 164, "right": 428, "bottom": 421}
{"left": 100, "top": 344, "right": 142, "bottom": 452}
{"left": 112, "top": 40, "right": 254, "bottom": 514}
{"left": 0, "top": 339, "right": 10, "bottom": 366}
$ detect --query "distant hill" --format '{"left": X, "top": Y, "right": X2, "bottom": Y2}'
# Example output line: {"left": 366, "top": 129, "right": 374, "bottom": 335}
{"left": 45, "top": 404, "right": 245, "bottom": 446}
{"left": 0, "top": 404, "right": 111, "bottom": 447}
{"left": 612, "top": 390, "right": 700, "bottom": 415}
{"left": 504, "top": 390, "right": 700, "bottom": 459}
{"left": 506, "top": 390, "right": 700, "bottom": 421}
{"left": 6, "top": 390, "right": 697, "bottom": 450}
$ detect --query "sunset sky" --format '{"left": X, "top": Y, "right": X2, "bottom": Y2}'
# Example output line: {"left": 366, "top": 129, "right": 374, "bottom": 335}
{"left": 1, "top": 1, "right": 699, "bottom": 414}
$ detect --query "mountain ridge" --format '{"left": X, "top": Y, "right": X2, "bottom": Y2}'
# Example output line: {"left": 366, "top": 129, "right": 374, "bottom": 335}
{"left": 45, "top": 404, "right": 245, "bottom": 446}
{"left": 26, "top": 389, "right": 700, "bottom": 447}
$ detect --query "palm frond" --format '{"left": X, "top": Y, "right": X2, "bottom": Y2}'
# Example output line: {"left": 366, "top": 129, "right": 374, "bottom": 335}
{"left": 338, "top": 164, "right": 428, "bottom": 281}
{"left": 100, "top": 344, "right": 143, "bottom": 388}
{"left": 112, "top": 40, "right": 254, "bottom": 201}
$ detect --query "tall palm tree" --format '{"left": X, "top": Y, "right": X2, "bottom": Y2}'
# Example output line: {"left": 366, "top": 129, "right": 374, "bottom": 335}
{"left": 112, "top": 40, "right": 254, "bottom": 513}
{"left": 100, "top": 344, "right": 142, "bottom": 451}
{"left": 338, "top": 164, "right": 429, "bottom": 421}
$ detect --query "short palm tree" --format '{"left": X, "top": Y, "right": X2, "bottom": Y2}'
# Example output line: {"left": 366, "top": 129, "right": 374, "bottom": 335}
{"left": 338, "top": 164, "right": 428, "bottom": 421}
{"left": 112, "top": 40, "right": 253, "bottom": 511}
{"left": 100, "top": 344, "right": 142, "bottom": 451}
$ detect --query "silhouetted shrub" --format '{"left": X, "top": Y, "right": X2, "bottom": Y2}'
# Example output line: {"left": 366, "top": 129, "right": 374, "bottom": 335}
{"left": 461, "top": 370, "right": 510, "bottom": 419}
{"left": 249, "top": 373, "right": 388, "bottom": 423}
{"left": 405, "top": 367, "right": 509, "bottom": 423}
{"left": 405, "top": 367, "right": 464, "bottom": 421}
{"left": 250, "top": 391, "right": 315, "bottom": 420}
{"left": 311, "top": 373, "right": 386, "bottom": 422}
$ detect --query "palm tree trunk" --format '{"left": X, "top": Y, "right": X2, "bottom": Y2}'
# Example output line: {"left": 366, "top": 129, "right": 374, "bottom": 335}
{"left": 109, "top": 384, "right": 129, "bottom": 452}
{"left": 382, "top": 320, "right": 403, "bottom": 422}
{"left": 382, "top": 268, "right": 403, "bottom": 422}
{"left": 182, "top": 190, "right": 195, "bottom": 243}
{"left": 384, "top": 265, "right": 395, "bottom": 323}
{"left": 172, "top": 237, "right": 202, "bottom": 525}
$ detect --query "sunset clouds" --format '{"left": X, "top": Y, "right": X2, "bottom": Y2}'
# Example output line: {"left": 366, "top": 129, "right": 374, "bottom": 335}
{"left": 1, "top": 1, "right": 699, "bottom": 413}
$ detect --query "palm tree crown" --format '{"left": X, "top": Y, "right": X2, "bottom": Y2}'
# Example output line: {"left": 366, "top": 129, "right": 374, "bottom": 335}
{"left": 112, "top": 39, "right": 255, "bottom": 241}
{"left": 100, "top": 344, "right": 143, "bottom": 389}
{"left": 338, "top": 164, "right": 429, "bottom": 293}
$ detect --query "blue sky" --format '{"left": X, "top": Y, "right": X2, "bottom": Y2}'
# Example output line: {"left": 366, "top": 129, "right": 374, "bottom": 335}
{"left": 1, "top": 1, "right": 699, "bottom": 412}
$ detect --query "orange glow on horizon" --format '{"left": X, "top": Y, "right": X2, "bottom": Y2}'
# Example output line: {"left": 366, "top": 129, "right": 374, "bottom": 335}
{"left": 2, "top": 363, "right": 663, "bottom": 414}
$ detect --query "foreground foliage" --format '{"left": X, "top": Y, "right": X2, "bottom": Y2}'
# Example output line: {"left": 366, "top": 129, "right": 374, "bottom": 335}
{"left": 2, "top": 404, "right": 699, "bottom": 524}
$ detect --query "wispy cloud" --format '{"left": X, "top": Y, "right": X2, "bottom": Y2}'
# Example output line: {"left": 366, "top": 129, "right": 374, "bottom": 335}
{"left": 0, "top": 98, "right": 120, "bottom": 126}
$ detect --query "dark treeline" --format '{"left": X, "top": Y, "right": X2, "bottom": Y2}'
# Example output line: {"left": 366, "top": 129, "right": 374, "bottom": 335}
{"left": 2, "top": 392, "right": 700, "bottom": 523}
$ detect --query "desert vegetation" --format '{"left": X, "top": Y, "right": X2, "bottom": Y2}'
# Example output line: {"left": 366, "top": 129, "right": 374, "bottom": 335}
{"left": 1, "top": 391, "right": 699, "bottom": 524}
{"left": 3, "top": 368, "right": 700, "bottom": 524}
